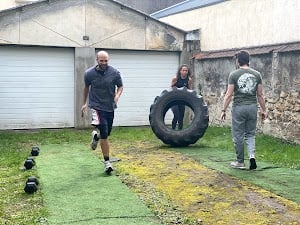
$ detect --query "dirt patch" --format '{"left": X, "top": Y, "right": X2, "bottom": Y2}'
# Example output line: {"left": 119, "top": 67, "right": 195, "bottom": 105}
{"left": 111, "top": 141, "right": 300, "bottom": 225}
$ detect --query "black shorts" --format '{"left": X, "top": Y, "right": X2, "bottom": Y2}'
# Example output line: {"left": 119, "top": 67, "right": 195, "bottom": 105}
{"left": 91, "top": 109, "right": 114, "bottom": 139}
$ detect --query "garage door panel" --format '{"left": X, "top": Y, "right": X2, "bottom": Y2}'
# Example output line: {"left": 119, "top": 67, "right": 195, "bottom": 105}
{"left": 108, "top": 50, "right": 179, "bottom": 126}
{"left": 0, "top": 121, "right": 71, "bottom": 130}
{"left": 121, "top": 79, "right": 172, "bottom": 85}
{"left": 2, "top": 72, "right": 73, "bottom": 79}
{"left": 2, "top": 102, "right": 72, "bottom": 109}
{"left": 119, "top": 95, "right": 158, "bottom": 103}
{"left": 0, "top": 111, "right": 72, "bottom": 118}
{"left": 0, "top": 87, "right": 73, "bottom": 93}
{"left": 1, "top": 105, "right": 73, "bottom": 113}
{"left": 0, "top": 46, "right": 75, "bottom": 129}
{"left": 0, "top": 83, "right": 73, "bottom": 89}
{"left": 120, "top": 93, "right": 168, "bottom": 102}
{"left": 0, "top": 74, "right": 73, "bottom": 84}
{"left": 1, "top": 95, "right": 73, "bottom": 102}
{"left": 0, "top": 67, "right": 73, "bottom": 72}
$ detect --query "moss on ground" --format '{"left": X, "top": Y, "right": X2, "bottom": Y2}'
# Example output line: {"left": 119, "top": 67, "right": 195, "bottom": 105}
{"left": 110, "top": 142, "right": 300, "bottom": 225}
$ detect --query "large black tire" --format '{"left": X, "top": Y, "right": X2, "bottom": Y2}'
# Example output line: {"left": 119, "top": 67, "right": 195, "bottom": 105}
{"left": 149, "top": 87, "right": 209, "bottom": 147}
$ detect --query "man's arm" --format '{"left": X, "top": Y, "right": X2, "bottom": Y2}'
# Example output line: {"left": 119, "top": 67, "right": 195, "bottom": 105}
{"left": 114, "top": 86, "right": 123, "bottom": 104}
{"left": 221, "top": 84, "right": 234, "bottom": 120}
{"left": 257, "top": 84, "right": 267, "bottom": 120}
{"left": 82, "top": 86, "right": 89, "bottom": 105}
{"left": 81, "top": 86, "right": 89, "bottom": 115}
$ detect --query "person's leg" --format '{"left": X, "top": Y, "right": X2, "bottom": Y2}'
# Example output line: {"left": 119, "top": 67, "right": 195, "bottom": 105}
{"left": 99, "top": 111, "right": 114, "bottom": 158}
{"left": 99, "top": 126, "right": 110, "bottom": 159}
{"left": 231, "top": 106, "right": 246, "bottom": 166}
{"left": 244, "top": 104, "right": 258, "bottom": 169}
{"left": 177, "top": 105, "right": 185, "bottom": 130}
{"left": 99, "top": 124, "right": 113, "bottom": 174}
{"left": 99, "top": 111, "right": 114, "bottom": 174}
{"left": 171, "top": 106, "right": 179, "bottom": 129}
{"left": 90, "top": 109, "right": 100, "bottom": 150}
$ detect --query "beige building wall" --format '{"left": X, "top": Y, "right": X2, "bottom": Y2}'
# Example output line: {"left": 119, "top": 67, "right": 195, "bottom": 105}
{"left": 0, "top": 0, "right": 18, "bottom": 10}
{"left": 0, "top": 0, "right": 184, "bottom": 51}
{"left": 159, "top": 0, "right": 300, "bottom": 51}
{"left": 0, "top": 0, "right": 38, "bottom": 10}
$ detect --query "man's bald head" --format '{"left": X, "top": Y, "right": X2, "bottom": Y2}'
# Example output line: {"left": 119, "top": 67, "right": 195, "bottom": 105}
{"left": 97, "top": 50, "right": 109, "bottom": 58}
{"left": 96, "top": 50, "right": 109, "bottom": 70}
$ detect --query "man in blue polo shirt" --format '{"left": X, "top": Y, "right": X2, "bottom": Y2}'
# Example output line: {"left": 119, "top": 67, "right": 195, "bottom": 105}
{"left": 81, "top": 50, "right": 123, "bottom": 174}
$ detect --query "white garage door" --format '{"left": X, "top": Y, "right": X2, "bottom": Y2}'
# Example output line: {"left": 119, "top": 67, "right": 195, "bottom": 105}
{"left": 0, "top": 46, "right": 74, "bottom": 129}
{"left": 108, "top": 50, "right": 180, "bottom": 126}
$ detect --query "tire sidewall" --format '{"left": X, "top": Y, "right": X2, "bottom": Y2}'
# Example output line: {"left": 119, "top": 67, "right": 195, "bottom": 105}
{"left": 150, "top": 88, "right": 209, "bottom": 146}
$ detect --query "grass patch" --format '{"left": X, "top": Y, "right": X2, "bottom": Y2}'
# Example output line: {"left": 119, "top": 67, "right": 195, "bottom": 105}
{"left": 0, "top": 126, "right": 299, "bottom": 224}
{"left": 256, "top": 134, "right": 300, "bottom": 169}
{"left": 199, "top": 126, "right": 300, "bottom": 169}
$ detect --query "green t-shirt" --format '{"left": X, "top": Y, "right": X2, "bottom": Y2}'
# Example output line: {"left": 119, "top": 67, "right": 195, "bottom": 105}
{"left": 228, "top": 68, "right": 262, "bottom": 106}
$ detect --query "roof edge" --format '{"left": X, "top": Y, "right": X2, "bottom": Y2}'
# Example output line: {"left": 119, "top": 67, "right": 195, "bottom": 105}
{"left": 151, "top": 0, "right": 228, "bottom": 19}
{"left": 194, "top": 41, "right": 300, "bottom": 60}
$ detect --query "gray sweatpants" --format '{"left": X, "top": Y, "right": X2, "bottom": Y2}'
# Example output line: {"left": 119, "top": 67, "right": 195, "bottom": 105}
{"left": 231, "top": 104, "right": 258, "bottom": 163}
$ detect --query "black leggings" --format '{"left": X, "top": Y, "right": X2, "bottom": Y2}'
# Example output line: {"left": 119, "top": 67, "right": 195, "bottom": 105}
{"left": 171, "top": 105, "right": 185, "bottom": 130}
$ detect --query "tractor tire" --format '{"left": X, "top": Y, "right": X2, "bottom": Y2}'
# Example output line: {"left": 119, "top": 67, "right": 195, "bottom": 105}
{"left": 149, "top": 87, "right": 209, "bottom": 147}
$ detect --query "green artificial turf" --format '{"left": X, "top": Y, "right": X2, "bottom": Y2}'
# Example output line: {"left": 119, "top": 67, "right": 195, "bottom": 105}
{"left": 37, "top": 144, "right": 160, "bottom": 225}
{"left": 172, "top": 146, "right": 300, "bottom": 204}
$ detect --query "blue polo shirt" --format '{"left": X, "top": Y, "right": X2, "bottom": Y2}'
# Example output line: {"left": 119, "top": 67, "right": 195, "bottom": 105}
{"left": 84, "top": 65, "right": 123, "bottom": 112}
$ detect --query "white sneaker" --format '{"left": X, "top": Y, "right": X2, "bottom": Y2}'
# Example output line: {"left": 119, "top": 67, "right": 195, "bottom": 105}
{"left": 230, "top": 161, "right": 246, "bottom": 169}
{"left": 90, "top": 130, "right": 98, "bottom": 150}
{"left": 104, "top": 161, "right": 114, "bottom": 175}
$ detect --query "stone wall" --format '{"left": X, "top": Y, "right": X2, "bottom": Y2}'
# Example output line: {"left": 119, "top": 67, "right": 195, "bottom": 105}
{"left": 193, "top": 43, "right": 300, "bottom": 144}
